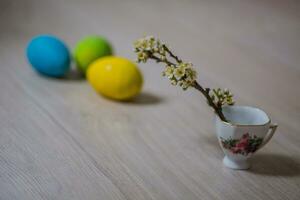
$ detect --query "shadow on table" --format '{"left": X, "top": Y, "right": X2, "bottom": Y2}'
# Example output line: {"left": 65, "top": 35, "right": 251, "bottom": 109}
{"left": 128, "top": 92, "right": 164, "bottom": 105}
{"left": 249, "top": 154, "right": 300, "bottom": 177}
{"left": 98, "top": 91, "right": 164, "bottom": 106}
{"left": 36, "top": 67, "right": 85, "bottom": 81}
{"left": 63, "top": 68, "right": 85, "bottom": 80}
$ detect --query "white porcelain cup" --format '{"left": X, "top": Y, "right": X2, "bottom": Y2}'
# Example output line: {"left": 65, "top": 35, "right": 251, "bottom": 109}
{"left": 215, "top": 106, "right": 278, "bottom": 170}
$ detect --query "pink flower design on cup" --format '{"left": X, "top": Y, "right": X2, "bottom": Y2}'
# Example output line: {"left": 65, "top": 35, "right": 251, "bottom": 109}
{"left": 220, "top": 133, "right": 263, "bottom": 156}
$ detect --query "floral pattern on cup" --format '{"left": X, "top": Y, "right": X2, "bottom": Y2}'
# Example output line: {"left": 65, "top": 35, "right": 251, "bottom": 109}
{"left": 220, "top": 133, "right": 263, "bottom": 156}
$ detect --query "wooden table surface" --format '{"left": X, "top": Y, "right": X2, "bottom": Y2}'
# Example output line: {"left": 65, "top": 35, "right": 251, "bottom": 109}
{"left": 1, "top": 0, "right": 300, "bottom": 199}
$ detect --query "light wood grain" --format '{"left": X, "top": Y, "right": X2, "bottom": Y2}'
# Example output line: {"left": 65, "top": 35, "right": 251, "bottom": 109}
{"left": 0, "top": 0, "right": 300, "bottom": 199}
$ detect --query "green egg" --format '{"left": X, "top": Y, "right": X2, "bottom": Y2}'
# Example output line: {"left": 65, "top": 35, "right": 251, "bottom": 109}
{"left": 73, "top": 36, "right": 113, "bottom": 73}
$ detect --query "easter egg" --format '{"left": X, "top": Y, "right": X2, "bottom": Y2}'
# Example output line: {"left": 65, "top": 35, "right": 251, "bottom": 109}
{"left": 74, "top": 36, "right": 113, "bottom": 73}
{"left": 26, "top": 35, "right": 70, "bottom": 77}
{"left": 87, "top": 56, "right": 143, "bottom": 101}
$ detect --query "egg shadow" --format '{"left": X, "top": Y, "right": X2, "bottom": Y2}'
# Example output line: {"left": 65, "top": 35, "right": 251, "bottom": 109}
{"left": 249, "top": 153, "right": 300, "bottom": 177}
{"left": 62, "top": 67, "right": 85, "bottom": 80}
{"left": 37, "top": 65, "right": 85, "bottom": 81}
{"left": 126, "top": 92, "right": 164, "bottom": 105}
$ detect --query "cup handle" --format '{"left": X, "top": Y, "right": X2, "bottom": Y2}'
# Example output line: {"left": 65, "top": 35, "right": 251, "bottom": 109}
{"left": 259, "top": 123, "right": 278, "bottom": 149}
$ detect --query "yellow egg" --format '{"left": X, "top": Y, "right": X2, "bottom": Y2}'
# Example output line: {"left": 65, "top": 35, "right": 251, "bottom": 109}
{"left": 87, "top": 56, "right": 143, "bottom": 100}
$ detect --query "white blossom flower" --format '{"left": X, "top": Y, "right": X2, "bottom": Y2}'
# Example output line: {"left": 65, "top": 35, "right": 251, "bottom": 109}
{"left": 174, "top": 66, "right": 185, "bottom": 79}
{"left": 171, "top": 62, "right": 197, "bottom": 89}
{"left": 163, "top": 65, "right": 175, "bottom": 79}
{"left": 170, "top": 79, "right": 177, "bottom": 85}
{"left": 134, "top": 36, "right": 162, "bottom": 53}
{"left": 136, "top": 52, "right": 149, "bottom": 63}
{"left": 210, "top": 88, "right": 235, "bottom": 106}
{"left": 178, "top": 80, "right": 190, "bottom": 90}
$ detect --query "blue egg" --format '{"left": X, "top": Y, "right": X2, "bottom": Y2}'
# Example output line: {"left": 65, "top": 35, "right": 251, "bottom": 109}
{"left": 26, "top": 35, "right": 70, "bottom": 77}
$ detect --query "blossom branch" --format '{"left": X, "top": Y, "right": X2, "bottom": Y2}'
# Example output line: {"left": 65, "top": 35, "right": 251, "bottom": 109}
{"left": 133, "top": 36, "right": 234, "bottom": 122}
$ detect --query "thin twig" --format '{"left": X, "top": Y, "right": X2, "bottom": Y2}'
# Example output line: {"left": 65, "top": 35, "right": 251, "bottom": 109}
{"left": 192, "top": 81, "right": 227, "bottom": 122}
{"left": 163, "top": 45, "right": 182, "bottom": 63}
{"left": 149, "top": 54, "right": 175, "bottom": 66}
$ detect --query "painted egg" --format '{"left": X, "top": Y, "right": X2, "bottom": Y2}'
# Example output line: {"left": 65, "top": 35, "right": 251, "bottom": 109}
{"left": 74, "top": 35, "right": 113, "bottom": 73}
{"left": 87, "top": 56, "right": 143, "bottom": 101}
{"left": 26, "top": 35, "right": 71, "bottom": 77}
